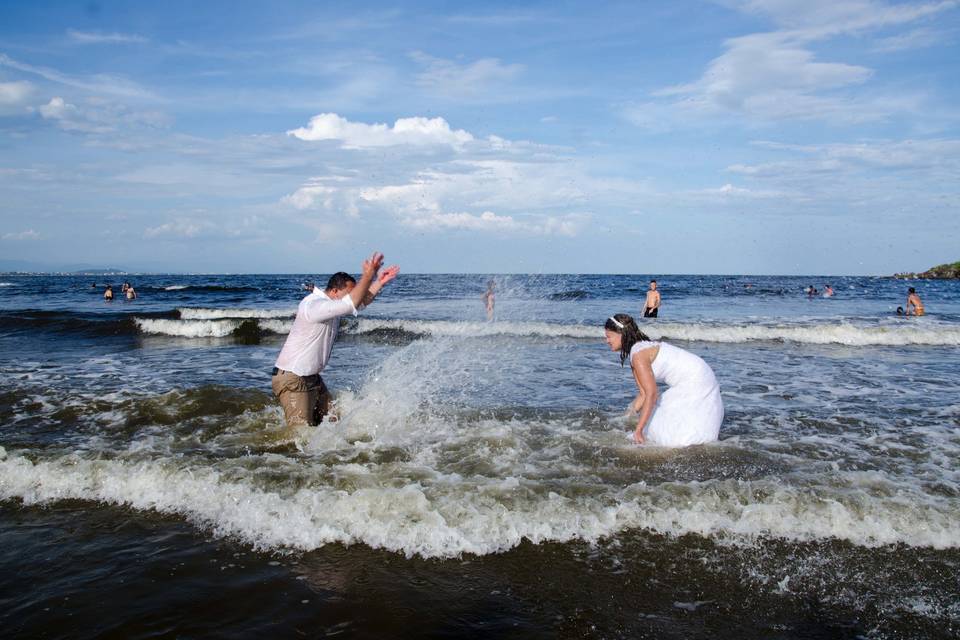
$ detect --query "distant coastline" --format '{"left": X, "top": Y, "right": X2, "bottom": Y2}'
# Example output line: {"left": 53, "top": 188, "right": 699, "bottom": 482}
{"left": 894, "top": 261, "right": 960, "bottom": 279}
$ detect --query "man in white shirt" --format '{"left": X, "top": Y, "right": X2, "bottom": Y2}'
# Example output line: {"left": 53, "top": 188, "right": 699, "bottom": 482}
{"left": 272, "top": 251, "right": 399, "bottom": 426}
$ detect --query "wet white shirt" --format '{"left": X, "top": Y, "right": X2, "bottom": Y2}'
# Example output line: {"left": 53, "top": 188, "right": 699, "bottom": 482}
{"left": 274, "top": 287, "right": 357, "bottom": 376}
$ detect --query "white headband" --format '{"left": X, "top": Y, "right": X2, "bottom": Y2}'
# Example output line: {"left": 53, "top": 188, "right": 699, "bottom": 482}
{"left": 608, "top": 316, "right": 624, "bottom": 329}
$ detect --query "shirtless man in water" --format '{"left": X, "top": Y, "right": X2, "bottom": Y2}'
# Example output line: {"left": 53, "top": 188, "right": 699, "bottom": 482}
{"left": 906, "top": 287, "right": 925, "bottom": 316}
{"left": 643, "top": 280, "right": 660, "bottom": 318}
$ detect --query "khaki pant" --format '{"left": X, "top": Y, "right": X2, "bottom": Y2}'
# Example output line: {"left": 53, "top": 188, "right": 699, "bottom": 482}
{"left": 271, "top": 370, "right": 330, "bottom": 426}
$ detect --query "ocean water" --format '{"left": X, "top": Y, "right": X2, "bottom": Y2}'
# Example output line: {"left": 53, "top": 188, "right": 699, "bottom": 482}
{"left": 1, "top": 273, "right": 958, "bottom": 639}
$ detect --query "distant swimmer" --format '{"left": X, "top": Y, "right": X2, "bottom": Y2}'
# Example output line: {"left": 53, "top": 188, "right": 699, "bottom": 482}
{"left": 125, "top": 284, "right": 137, "bottom": 300}
{"left": 483, "top": 280, "right": 495, "bottom": 321}
{"left": 896, "top": 306, "right": 905, "bottom": 315}
{"left": 906, "top": 287, "right": 925, "bottom": 316}
{"left": 824, "top": 285, "right": 834, "bottom": 297}
{"left": 643, "top": 280, "right": 660, "bottom": 318}
{"left": 272, "top": 252, "right": 399, "bottom": 427}
{"left": 806, "top": 285, "right": 818, "bottom": 298}
{"left": 103, "top": 285, "right": 114, "bottom": 301}
{"left": 605, "top": 314, "right": 722, "bottom": 446}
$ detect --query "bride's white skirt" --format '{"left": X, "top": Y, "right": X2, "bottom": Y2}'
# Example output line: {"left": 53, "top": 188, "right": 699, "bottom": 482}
{"left": 644, "top": 380, "right": 724, "bottom": 447}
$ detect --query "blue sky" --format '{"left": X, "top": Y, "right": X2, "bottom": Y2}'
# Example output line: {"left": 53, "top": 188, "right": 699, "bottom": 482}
{"left": 1, "top": 0, "right": 958, "bottom": 274}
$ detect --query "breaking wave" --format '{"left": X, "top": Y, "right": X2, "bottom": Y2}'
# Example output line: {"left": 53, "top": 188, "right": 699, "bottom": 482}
{"left": 178, "top": 307, "right": 295, "bottom": 320}
{"left": 352, "top": 318, "right": 960, "bottom": 346}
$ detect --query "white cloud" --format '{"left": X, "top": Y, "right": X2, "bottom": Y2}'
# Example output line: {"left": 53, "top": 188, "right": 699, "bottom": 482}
{"left": 410, "top": 52, "right": 524, "bottom": 99}
{"left": 282, "top": 178, "right": 361, "bottom": 215}
{"left": 398, "top": 209, "right": 582, "bottom": 236}
{"left": 356, "top": 161, "right": 588, "bottom": 235}
{"left": 748, "top": 138, "right": 960, "bottom": 170}
{"left": 871, "top": 27, "right": 947, "bottom": 52}
{"left": 699, "top": 183, "right": 785, "bottom": 198}
{"left": 405, "top": 210, "right": 522, "bottom": 231}
{"left": 287, "top": 113, "right": 474, "bottom": 149}
{"left": 38, "top": 96, "right": 111, "bottom": 133}
{"left": 651, "top": 31, "right": 873, "bottom": 122}
{"left": 67, "top": 29, "right": 148, "bottom": 44}
{"left": 37, "top": 96, "right": 171, "bottom": 134}
{"left": 2, "top": 229, "right": 40, "bottom": 241}
{"left": 0, "top": 80, "right": 34, "bottom": 113}
{"left": 0, "top": 53, "right": 155, "bottom": 100}
{"left": 723, "top": 0, "right": 957, "bottom": 36}
{"left": 144, "top": 219, "right": 216, "bottom": 239}
{"left": 628, "top": 0, "right": 958, "bottom": 127}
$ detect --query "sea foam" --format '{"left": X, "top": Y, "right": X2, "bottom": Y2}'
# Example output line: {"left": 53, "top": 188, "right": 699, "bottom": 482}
{"left": 1, "top": 446, "right": 957, "bottom": 558}
{"left": 130, "top": 315, "right": 960, "bottom": 345}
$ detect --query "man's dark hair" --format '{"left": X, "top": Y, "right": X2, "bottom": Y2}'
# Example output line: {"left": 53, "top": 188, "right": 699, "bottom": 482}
{"left": 326, "top": 272, "right": 356, "bottom": 292}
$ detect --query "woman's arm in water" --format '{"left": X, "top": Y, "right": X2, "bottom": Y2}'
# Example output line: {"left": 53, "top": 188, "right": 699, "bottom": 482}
{"left": 631, "top": 350, "right": 659, "bottom": 444}
{"left": 628, "top": 387, "right": 645, "bottom": 415}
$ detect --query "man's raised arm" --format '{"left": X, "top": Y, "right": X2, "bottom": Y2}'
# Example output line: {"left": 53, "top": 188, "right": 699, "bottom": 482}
{"left": 360, "top": 265, "right": 400, "bottom": 308}
{"left": 347, "top": 252, "right": 383, "bottom": 309}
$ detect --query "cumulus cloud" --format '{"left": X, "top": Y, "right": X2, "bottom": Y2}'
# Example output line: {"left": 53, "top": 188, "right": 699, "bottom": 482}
{"left": 2, "top": 229, "right": 40, "bottom": 241}
{"left": 410, "top": 51, "right": 524, "bottom": 99}
{"left": 67, "top": 29, "right": 148, "bottom": 44}
{"left": 287, "top": 112, "right": 474, "bottom": 149}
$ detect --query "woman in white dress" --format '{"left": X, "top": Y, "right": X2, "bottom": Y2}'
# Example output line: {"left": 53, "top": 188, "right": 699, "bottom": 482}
{"left": 604, "top": 314, "right": 723, "bottom": 446}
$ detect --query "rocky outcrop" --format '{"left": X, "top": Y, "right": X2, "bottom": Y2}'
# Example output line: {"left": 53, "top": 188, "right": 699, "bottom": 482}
{"left": 895, "top": 261, "right": 960, "bottom": 279}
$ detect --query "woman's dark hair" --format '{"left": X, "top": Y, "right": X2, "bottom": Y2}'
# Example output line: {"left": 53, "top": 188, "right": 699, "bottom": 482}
{"left": 908, "top": 287, "right": 916, "bottom": 294}
{"left": 326, "top": 271, "right": 357, "bottom": 291}
{"left": 604, "top": 313, "right": 651, "bottom": 366}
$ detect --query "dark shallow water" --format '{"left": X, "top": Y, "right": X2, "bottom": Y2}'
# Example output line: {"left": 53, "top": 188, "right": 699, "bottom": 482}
{"left": 5, "top": 502, "right": 958, "bottom": 640}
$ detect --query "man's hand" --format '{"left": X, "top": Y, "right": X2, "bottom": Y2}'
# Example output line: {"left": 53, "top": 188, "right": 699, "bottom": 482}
{"left": 378, "top": 265, "right": 400, "bottom": 286}
{"left": 362, "top": 252, "right": 385, "bottom": 279}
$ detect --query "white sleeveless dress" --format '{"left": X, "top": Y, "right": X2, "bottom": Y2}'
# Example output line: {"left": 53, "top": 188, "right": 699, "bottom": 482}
{"left": 629, "top": 341, "right": 723, "bottom": 447}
